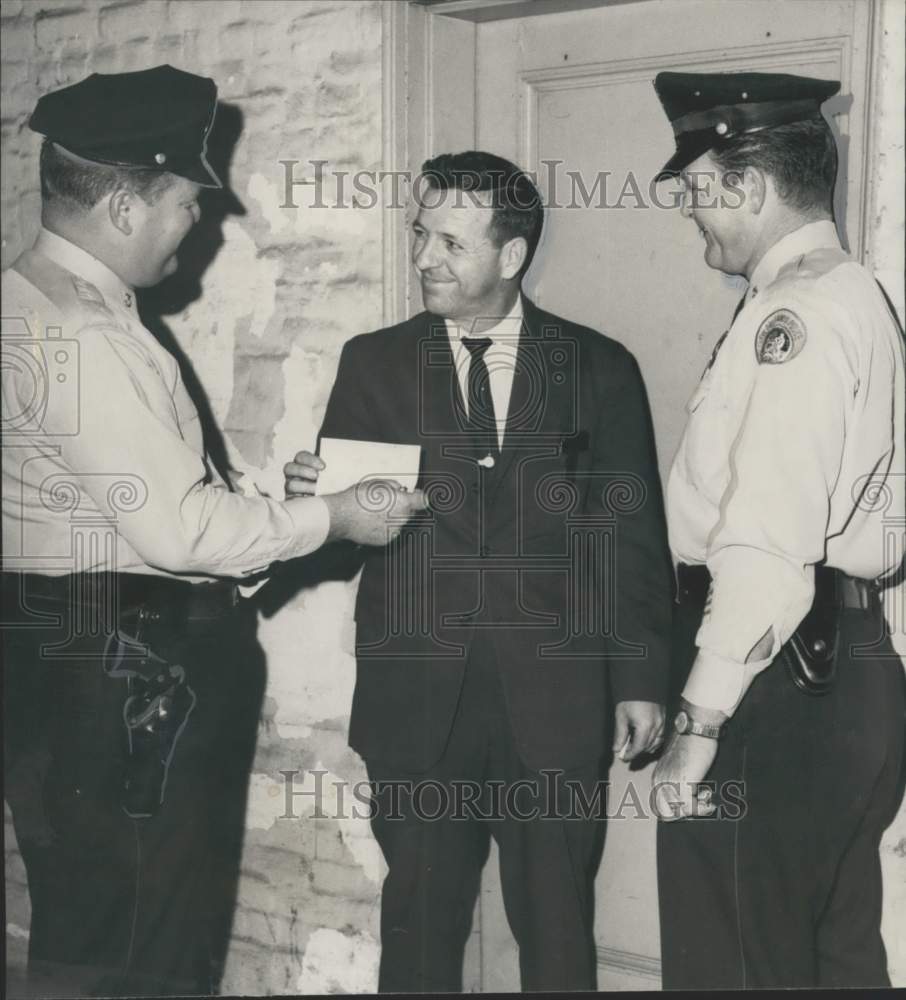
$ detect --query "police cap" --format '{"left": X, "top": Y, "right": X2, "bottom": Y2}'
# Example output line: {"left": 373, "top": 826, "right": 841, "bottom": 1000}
{"left": 653, "top": 70, "right": 840, "bottom": 180}
{"left": 29, "top": 64, "right": 222, "bottom": 188}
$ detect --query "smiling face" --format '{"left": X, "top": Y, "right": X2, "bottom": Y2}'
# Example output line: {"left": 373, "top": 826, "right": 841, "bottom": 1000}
{"left": 411, "top": 186, "right": 522, "bottom": 328}
{"left": 680, "top": 152, "right": 757, "bottom": 277}
{"left": 127, "top": 175, "right": 202, "bottom": 287}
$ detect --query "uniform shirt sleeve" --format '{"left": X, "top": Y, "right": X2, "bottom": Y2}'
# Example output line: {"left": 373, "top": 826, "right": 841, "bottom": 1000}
{"left": 683, "top": 288, "right": 857, "bottom": 714}
{"left": 51, "top": 320, "right": 329, "bottom": 577}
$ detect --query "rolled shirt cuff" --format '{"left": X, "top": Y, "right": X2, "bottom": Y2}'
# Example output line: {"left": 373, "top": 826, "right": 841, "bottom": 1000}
{"left": 681, "top": 648, "right": 775, "bottom": 716}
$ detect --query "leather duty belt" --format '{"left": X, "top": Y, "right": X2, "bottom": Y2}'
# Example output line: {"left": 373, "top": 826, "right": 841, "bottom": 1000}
{"left": 2, "top": 571, "right": 238, "bottom": 623}
{"left": 674, "top": 562, "right": 878, "bottom": 613}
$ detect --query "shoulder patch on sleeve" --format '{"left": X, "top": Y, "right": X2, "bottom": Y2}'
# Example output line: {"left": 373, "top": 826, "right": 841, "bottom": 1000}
{"left": 754, "top": 309, "right": 807, "bottom": 365}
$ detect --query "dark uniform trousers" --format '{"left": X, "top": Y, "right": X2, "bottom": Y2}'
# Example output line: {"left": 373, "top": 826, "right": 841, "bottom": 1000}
{"left": 658, "top": 583, "right": 905, "bottom": 990}
{"left": 2, "top": 574, "right": 265, "bottom": 997}
{"left": 366, "top": 635, "right": 604, "bottom": 993}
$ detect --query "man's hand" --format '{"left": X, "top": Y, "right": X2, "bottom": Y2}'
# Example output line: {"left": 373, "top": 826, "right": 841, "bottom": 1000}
{"left": 651, "top": 729, "right": 718, "bottom": 821}
{"left": 612, "top": 700, "right": 665, "bottom": 761}
{"left": 284, "top": 450, "right": 325, "bottom": 499}
{"left": 322, "top": 479, "right": 427, "bottom": 546}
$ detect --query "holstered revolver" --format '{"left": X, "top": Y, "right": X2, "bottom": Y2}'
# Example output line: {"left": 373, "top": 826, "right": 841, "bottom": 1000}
{"left": 104, "top": 607, "right": 196, "bottom": 818}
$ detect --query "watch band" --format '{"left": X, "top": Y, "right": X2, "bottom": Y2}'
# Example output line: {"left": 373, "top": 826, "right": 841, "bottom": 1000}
{"left": 674, "top": 709, "right": 723, "bottom": 740}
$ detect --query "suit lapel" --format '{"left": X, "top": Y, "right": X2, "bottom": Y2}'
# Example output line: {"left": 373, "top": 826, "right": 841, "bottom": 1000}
{"left": 417, "top": 311, "right": 459, "bottom": 437}
{"left": 491, "top": 296, "right": 573, "bottom": 489}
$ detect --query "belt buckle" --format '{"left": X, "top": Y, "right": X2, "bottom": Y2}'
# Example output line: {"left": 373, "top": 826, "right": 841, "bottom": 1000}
{"left": 188, "top": 581, "right": 237, "bottom": 620}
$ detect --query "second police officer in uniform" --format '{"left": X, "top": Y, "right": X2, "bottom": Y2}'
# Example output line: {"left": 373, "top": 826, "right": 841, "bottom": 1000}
{"left": 650, "top": 70, "right": 905, "bottom": 989}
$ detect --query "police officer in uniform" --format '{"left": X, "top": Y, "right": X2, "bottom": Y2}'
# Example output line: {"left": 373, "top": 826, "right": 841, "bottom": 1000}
{"left": 649, "top": 71, "right": 905, "bottom": 989}
{"left": 1, "top": 66, "right": 423, "bottom": 996}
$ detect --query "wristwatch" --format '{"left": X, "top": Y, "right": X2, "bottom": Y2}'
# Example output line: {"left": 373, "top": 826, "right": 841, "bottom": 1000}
{"left": 673, "top": 709, "right": 723, "bottom": 740}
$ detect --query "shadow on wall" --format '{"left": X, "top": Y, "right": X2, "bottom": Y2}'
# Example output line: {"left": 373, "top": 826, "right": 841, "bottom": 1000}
{"left": 257, "top": 541, "right": 365, "bottom": 618}
{"left": 138, "top": 101, "right": 246, "bottom": 484}
{"left": 822, "top": 91, "right": 853, "bottom": 251}
{"left": 132, "top": 105, "right": 271, "bottom": 991}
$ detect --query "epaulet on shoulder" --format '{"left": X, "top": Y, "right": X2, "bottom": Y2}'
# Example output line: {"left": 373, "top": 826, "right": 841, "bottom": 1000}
{"left": 72, "top": 275, "right": 106, "bottom": 307}
{"left": 9, "top": 250, "right": 119, "bottom": 333}
{"left": 70, "top": 276, "right": 118, "bottom": 327}
{"left": 775, "top": 246, "right": 850, "bottom": 286}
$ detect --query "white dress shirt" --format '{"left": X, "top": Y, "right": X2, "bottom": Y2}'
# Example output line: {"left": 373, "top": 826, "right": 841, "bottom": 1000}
{"left": 446, "top": 295, "right": 523, "bottom": 451}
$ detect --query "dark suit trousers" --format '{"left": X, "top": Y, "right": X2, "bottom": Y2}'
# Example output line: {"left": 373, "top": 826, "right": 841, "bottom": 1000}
{"left": 658, "top": 592, "right": 905, "bottom": 990}
{"left": 3, "top": 584, "right": 264, "bottom": 997}
{"left": 366, "top": 636, "right": 603, "bottom": 993}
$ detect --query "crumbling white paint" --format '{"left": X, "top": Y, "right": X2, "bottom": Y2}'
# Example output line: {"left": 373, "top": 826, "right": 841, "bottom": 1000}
{"left": 245, "top": 772, "right": 288, "bottom": 831}
{"left": 248, "top": 171, "right": 290, "bottom": 236}
{"left": 296, "top": 927, "right": 380, "bottom": 994}
{"left": 258, "top": 583, "right": 356, "bottom": 737}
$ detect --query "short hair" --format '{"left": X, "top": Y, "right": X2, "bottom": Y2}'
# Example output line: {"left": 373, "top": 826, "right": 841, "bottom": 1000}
{"left": 39, "top": 139, "right": 177, "bottom": 210}
{"left": 419, "top": 150, "right": 544, "bottom": 279}
{"left": 709, "top": 117, "right": 837, "bottom": 214}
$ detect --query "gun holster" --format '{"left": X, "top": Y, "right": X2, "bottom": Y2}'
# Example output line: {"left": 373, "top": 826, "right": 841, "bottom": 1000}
{"left": 780, "top": 566, "right": 848, "bottom": 696}
{"left": 104, "top": 606, "right": 197, "bottom": 819}
{"left": 677, "top": 563, "right": 875, "bottom": 698}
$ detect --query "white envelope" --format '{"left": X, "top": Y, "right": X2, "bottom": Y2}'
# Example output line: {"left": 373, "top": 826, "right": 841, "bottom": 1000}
{"left": 316, "top": 438, "right": 422, "bottom": 495}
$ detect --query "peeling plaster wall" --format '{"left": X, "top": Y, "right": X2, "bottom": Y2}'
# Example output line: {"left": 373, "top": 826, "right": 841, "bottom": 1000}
{"left": 2, "top": 0, "right": 386, "bottom": 994}
{"left": 2, "top": 0, "right": 905, "bottom": 994}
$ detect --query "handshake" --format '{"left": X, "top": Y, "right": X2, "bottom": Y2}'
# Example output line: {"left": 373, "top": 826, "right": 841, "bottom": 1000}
{"left": 283, "top": 450, "right": 427, "bottom": 547}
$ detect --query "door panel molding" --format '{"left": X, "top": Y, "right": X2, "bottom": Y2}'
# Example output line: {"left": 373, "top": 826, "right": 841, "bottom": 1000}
{"left": 520, "top": 36, "right": 852, "bottom": 91}
{"left": 518, "top": 30, "right": 870, "bottom": 258}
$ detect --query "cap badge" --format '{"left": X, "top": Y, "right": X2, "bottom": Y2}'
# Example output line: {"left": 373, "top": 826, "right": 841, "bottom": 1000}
{"left": 755, "top": 309, "right": 807, "bottom": 365}
{"left": 154, "top": 152, "right": 167, "bottom": 164}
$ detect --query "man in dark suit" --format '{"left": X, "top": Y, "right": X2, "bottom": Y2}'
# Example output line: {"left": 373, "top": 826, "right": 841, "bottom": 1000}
{"left": 285, "top": 151, "right": 673, "bottom": 992}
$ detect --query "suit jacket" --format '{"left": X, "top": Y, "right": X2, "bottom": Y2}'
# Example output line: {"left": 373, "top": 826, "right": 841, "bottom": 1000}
{"left": 319, "top": 296, "right": 673, "bottom": 772}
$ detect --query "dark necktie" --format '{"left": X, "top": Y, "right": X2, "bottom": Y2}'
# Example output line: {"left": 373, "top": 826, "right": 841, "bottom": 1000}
{"left": 462, "top": 336, "right": 498, "bottom": 452}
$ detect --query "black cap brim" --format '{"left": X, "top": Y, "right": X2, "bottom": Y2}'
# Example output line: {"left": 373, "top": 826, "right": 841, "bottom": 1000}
{"left": 57, "top": 144, "right": 223, "bottom": 189}
{"left": 655, "top": 130, "right": 723, "bottom": 181}
{"left": 181, "top": 153, "right": 223, "bottom": 189}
